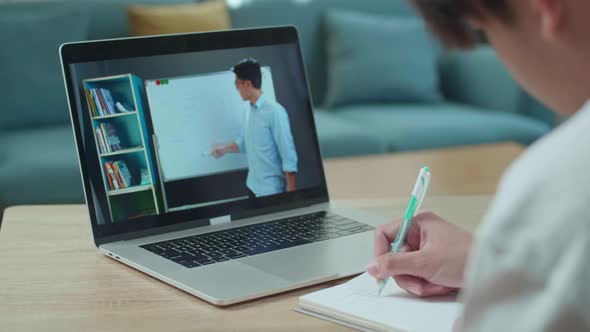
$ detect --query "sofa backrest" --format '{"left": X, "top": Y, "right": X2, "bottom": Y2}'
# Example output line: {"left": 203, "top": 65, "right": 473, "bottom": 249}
{"left": 0, "top": 0, "right": 551, "bottom": 131}
{"left": 438, "top": 46, "right": 553, "bottom": 124}
{"left": 0, "top": 0, "right": 193, "bottom": 131}
{"left": 229, "top": 0, "right": 416, "bottom": 106}
{"left": 230, "top": 1, "right": 554, "bottom": 122}
{"left": 439, "top": 47, "right": 523, "bottom": 114}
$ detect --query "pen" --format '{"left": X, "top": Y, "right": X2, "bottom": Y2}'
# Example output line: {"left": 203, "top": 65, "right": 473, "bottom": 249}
{"left": 377, "top": 166, "right": 431, "bottom": 296}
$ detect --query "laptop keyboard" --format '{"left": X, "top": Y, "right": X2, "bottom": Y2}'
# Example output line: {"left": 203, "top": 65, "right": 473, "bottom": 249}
{"left": 140, "top": 211, "right": 374, "bottom": 268}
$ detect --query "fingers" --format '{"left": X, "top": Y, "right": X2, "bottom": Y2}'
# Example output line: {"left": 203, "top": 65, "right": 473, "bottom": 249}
{"left": 368, "top": 250, "right": 430, "bottom": 280}
{"left": 374, "top": 220, "right": 401, "bottom": 257}
{"left": 393, "top": 275, "right": 457, "bottom": 297}
{"left": 374, "top": 215, "right": 424, "bottom": 258}
{"left": 366, "top": 265, "right": 456, "bottom": 298}
{"left": 211, "top": 147, "right": 223, "bottom": 158}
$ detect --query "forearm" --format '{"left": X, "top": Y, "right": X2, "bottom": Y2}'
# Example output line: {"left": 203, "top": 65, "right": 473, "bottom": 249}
{"left": 285, "top": 172, "right": 296, "bottom": 192}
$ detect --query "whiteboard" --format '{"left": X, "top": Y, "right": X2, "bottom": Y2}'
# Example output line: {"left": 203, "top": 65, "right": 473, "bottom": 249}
{"left": 146, "top": 67, "right": 277, "bottom": 181}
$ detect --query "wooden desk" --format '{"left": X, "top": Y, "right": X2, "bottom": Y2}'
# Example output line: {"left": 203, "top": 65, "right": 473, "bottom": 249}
{"left": 0, "top": 143, "right": 523, "bottom": 331}
{"left": 324, "top": 143, "right": 523, "bottom": 199}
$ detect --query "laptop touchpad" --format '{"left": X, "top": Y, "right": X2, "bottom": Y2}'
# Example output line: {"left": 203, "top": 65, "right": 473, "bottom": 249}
{"left": 241, "top": 233, "right": 372, "bottom": 282}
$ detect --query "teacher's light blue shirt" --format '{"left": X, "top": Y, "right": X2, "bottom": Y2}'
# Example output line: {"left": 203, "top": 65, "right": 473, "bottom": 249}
{"left": 235, "top": 94, "right": 298, "bottom": 197}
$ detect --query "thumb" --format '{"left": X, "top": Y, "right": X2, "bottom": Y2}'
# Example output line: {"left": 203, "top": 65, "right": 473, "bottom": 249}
{"left": 370, "top": 251, "right": 429, "bottom": 280}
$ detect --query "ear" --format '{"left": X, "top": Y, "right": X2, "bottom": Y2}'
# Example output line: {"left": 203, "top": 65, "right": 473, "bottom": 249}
{"left": 531, "top": 0, "right": 565, "bottom": 41}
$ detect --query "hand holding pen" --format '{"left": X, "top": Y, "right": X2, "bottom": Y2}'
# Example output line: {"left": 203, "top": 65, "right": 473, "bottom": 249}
{"left": 367, "top": 167, "right": 473, "bottom": 297}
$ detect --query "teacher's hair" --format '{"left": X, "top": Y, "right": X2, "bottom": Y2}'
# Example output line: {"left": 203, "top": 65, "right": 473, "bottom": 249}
{"left": 411, "top": 0, "right": 512, "bottom": 48}
{"left": 232, "top": 58, "right": 262, "bottom": 89}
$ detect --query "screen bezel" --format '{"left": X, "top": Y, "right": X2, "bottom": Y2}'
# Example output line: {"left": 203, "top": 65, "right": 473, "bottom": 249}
{"left": 60, "top": 26, "right": 329, "bottom": 246}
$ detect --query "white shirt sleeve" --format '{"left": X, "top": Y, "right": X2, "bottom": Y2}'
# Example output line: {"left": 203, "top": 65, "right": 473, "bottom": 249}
{"left": 459, "top": 229, "right": 590, "bottom": 332}
{"left": 455, "top": 104, "right": 590, "bottom": 331}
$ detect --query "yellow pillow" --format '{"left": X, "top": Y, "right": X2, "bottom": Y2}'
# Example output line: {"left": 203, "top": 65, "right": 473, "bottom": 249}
{"left": 127, "top": 1, "right": 231, "bottom": 36}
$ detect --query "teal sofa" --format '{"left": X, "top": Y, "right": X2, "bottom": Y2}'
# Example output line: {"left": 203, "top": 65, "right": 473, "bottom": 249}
{"left": 0, "top": 0, "right": 554, "bottom": 220}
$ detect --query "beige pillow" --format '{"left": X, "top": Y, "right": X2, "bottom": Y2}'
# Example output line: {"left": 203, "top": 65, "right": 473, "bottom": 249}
{"left": 127, "top": 1, "right": 231, "bottom": 36}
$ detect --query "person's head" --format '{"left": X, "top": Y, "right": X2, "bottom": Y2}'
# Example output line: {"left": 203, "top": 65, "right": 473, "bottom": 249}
{"left": 232, "top": 58, "right": 262, "bottom": 101}
{"left": 411, "top": 0, "right": 590, "bottom": 115}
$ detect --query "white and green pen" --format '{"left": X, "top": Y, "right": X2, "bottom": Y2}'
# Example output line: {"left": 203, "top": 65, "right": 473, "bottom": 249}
{"left": 377, "top": 166, "right": 431, "bottom": 296}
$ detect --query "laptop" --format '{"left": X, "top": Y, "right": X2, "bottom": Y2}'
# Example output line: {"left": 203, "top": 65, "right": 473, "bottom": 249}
{"left": 60, "top": 26, "right": 385, "bottom": 305}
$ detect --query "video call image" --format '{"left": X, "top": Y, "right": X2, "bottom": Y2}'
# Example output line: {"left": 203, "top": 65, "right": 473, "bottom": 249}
{"left": 69, "top": 44, "right": 323, "bottom": 224}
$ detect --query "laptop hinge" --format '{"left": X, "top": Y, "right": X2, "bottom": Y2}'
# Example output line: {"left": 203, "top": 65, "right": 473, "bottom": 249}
{"left": 210, "top": 215, "right": 231, "bottom": 225}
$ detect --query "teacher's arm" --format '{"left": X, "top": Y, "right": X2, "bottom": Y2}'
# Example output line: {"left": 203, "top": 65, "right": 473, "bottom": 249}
{"left": 271, "top": 107, "right": 298, "bottom": 191}
{"left": 211, "top": 142, "right": 240, "bottom": 158}
{"left": 285, "top": 172, "right": 296, "bottom": 192}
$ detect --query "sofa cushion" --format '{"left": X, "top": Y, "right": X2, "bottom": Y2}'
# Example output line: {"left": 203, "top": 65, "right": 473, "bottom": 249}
{"left": 229, "top": 0, "right": 417, "bottom": 106}
{"left": 322, "top": 11, "right": 441, "bottom": 108}
{"left": 86, "top": 0, "right": 196, "bottom": 40}
{"left": 440, "top": 46, "right": 523, "bottom": 114}
{"left": 0, "top": 126, "right": 84, "bottom": 206}
{"left": 127, "top": 1, "right": 230, "bottom": 36}
{"left": 0, "top": 3, "right": 90, "bottom": 130}
{"left": 335, "top": 103, "right": 552, "bottom": 152}
{"left": 313, "top": 110, "right": 388, "bottom": 158}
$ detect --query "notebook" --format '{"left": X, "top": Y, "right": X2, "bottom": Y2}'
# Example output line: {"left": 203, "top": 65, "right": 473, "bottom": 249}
{"left": 295, "top": 273, "right": 461, "bottom": 332}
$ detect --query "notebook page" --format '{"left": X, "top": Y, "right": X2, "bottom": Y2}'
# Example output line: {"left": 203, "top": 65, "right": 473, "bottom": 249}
{"left": 300, "top": 273, "right": 461, "bottom": 332}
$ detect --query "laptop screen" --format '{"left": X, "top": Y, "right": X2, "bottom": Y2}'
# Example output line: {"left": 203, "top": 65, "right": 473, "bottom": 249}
{"left": 61, "top": 27, "right": 328, "bottom": 242}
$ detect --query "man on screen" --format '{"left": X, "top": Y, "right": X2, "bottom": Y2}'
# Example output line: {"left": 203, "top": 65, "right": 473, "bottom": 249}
{"left": 211, "top": 58, "right": 298, "bottom": 198}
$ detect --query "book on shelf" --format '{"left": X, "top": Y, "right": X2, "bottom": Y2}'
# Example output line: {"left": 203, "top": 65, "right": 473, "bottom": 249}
{"left": 101, "top": 88, "right": 116, "bottom": 115}
{"left": 99, "top": 124, "right": 111, "bottom": 153}
{"left": 113, "top": 162, "right": 127, "bottom": 188}
{"left": 86, "top": 89, "right": 98, "bottom": 116}
{"left": 89, "top": 88, "right": 104, "bottom": 116}
{"left": 104, "top": 160, "right": 133, "bottom": 191}
{"left": 104, "top": 162, "right": 120, "bottom": 190}
{"left": 96, "top": 88, "right": 109, "bottom": 115}
{"left": 95, "top": 123, "right": 122, "bottom": 154}
{"left": 95, "top": 126, "right": 108, "bottom": 154}
{"left": 112, "top": 162, "right": 125, "bottom": 189}
{"left": 104, "top": 123, "right": 122, "bottom": 151}
{"left": 115, "top": 160, "right": 133, "bottom": 188}
{"left": 87, "top": 87, "right": 123, "bottom": 116}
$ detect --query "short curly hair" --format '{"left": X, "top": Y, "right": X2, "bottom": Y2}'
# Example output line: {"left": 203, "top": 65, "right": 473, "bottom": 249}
{"left": 411, "top": 0, "right": 512, "bottom": 48}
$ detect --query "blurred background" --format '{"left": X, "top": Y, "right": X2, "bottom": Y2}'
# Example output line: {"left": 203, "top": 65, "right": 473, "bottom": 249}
{"left": 0, "top": 0, "right": 557, "bottom": 223}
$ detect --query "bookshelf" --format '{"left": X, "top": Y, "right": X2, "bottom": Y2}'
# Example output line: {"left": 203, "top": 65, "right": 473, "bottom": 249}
{"left": 83, "top": 74, "right": 160, "bottom": 223}
{"left": 100, "top": 146, "right": 145, "bottom": 158}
